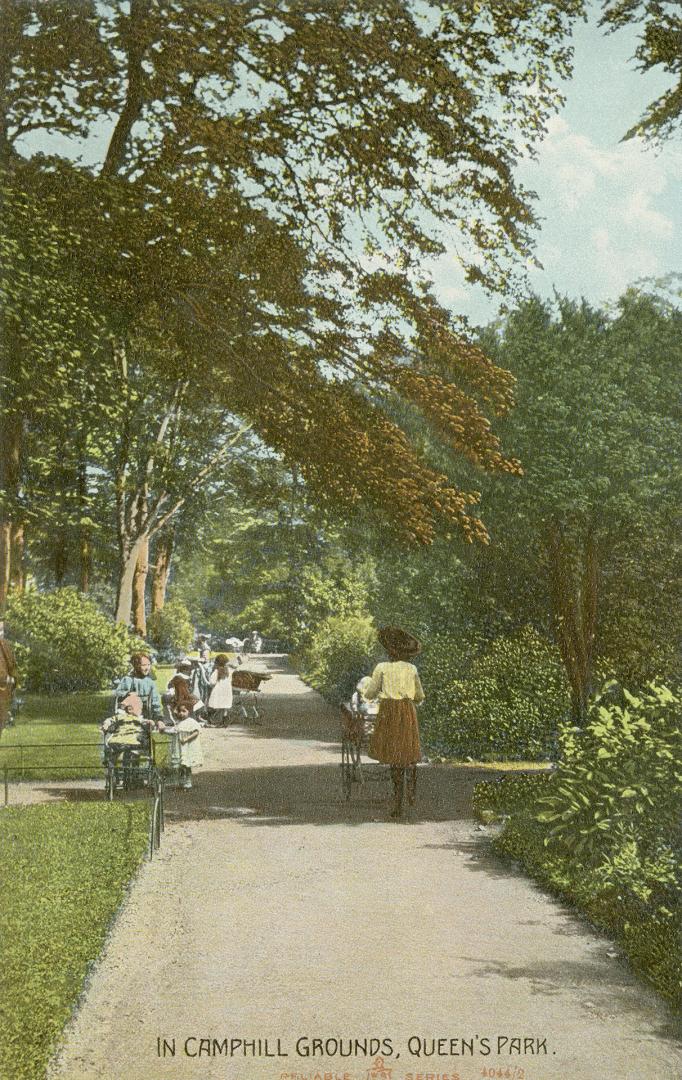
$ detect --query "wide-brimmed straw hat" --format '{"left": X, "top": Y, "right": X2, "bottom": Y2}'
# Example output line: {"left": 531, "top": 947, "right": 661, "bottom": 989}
{"left": 377, "top": 626, "right": 421, "bottom": 659}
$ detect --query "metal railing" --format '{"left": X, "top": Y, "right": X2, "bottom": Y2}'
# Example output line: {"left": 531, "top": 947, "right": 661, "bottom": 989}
{"left": 0, "top": 741, "right": 163, "bottom": 859}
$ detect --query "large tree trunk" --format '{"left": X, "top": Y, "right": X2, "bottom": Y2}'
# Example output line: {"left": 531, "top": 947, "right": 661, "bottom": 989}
{"left": 79, "top": 534, "right": 92, "bottom": 594}
{"left": 151, "top": 528, "right": 174, "bottom": 614}
{"left": 132, "top": 536, "right": 149, "bottom": 636}
{"left": 0, "top": 525, "right": 10, "bottom": 613}
{"left": 115, "top": 535, "right": 144, "bottom": 627}
{"left": 546, "top": 523, "right": 598, "bottom": 723}
{"left": 53, "top": 531, "right": 68, "bottom": 586}
{"left": 77, "top": 459, "right": 92, "bottom": 593}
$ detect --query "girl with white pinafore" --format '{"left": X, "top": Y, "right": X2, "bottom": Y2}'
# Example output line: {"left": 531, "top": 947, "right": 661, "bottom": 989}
{"left": 207, "top": 653, "right": 238, "bottom": 723}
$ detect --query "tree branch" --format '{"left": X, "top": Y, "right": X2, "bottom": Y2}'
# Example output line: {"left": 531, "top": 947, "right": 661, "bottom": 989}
{"left": 101, "top": 0, "right": 147, "bottom": 177}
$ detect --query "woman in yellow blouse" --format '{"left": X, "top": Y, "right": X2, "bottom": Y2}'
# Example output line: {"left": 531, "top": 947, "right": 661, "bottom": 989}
{"left": 361, "top": 626, "right": 425, "bottom": 818}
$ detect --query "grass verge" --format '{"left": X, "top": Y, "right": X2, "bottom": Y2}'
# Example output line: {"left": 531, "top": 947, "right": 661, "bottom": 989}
{"left": 0, "top": 801, "right": 150, "bottom": 1080}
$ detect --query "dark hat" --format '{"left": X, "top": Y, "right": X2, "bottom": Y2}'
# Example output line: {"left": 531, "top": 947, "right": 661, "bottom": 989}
{"left": 377, "top": 626, "right": 421, "bottom": 659}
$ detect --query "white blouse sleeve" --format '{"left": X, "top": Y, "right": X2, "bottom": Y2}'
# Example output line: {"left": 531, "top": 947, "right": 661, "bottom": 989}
{"left": 413, "top": 670, "right": 425, "bottom": 704}
{"left": 361, "top": 664, "right": 383, "bottom": 702}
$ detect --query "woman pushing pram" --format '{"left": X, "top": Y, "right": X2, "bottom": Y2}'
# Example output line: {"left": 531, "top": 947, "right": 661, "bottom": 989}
{"left": 350, "top": 626, "right": 425, "bottom": 819}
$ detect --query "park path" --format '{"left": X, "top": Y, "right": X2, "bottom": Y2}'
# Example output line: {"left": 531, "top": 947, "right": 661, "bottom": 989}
{"left": 47, "top": 656, "right": 681, "bottom": 1080}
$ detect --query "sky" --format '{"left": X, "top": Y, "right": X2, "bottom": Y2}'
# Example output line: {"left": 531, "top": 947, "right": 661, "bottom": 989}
{"left": 432, "top": 7, "right": 681, "bottom": 325}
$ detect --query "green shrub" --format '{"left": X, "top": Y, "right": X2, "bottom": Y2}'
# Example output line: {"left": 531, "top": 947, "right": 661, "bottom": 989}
{"left": 420, "top": 626, "right": 569, "bottom": 760}
{"left": 472, "top": 772, "right": 554, "bottom": 821}
{"left": 5, "top": 589, "right": 142, "bottom": 693}
{"left": 295, "top": 615, "right": 380, "bottom": 703}
{"left": 474, "top": 682, "right": 682, "bottom": 1010}
{"left": 146, "top": 598, "right": 194, "bottom": 655}
{"left": 535, "top": 682, "right": 681, "bottom": 896}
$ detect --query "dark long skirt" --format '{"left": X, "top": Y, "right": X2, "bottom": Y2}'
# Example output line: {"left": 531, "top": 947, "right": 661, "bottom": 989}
{"left": 367, "top": 698, "right": 420, "bottom": 766}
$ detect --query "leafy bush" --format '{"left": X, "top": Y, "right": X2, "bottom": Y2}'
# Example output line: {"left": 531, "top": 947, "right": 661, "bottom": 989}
{"left": 5, "top": 588, "right": 142, "bottom": 693}
{"left": 535, "top": 682, "right": 681, "bottom": 894}
{"left": 472, "top": 772, "right": 554, "bottom": 821}
{"left": 474, "top": 682, "right": 682, "bottom": 1010}
{"left": 598, "top": 595, "right": 682, "bottom": 689}
{"left": 0, "top": 802, "right": 149, "bottom": 1080}
{"left": 295, "top": 615, "right": 380, "bottom": 703}
{"left": 146, "top": 598, "right": 194, "bottom": 656}
{"left": 420, "top": 627, "right": 569, "bottom": 760}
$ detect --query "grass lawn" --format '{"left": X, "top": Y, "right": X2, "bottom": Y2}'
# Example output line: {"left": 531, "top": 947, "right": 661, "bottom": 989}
{"left": 0, "top": 801, "right": 150, "bottom": 1080}
{"left": 438, "top": 759, "right": 553, "bottom": 771}
{"left": 0, "top": 667, "right": 175, "bottom": 782}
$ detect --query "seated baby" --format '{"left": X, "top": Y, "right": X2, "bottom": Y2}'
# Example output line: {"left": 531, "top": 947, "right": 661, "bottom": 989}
{"left": 350, "top": 676, "right": 379, "bottom": 718}
{"left": 101, "top": 692, "right": 152, "bottom": 765}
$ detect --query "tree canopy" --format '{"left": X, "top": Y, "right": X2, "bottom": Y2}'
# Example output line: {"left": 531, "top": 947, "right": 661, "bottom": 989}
{"left": 0, "top": 1, "right": 596, "bottom": 583}
{"left": 601, "top": 0, "right": 682, "bottom": 142}
{"left": 2, "top": 1, "right": 678, "bottom": 629}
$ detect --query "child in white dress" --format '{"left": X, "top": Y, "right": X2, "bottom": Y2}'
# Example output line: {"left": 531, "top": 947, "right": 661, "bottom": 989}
{"left": 207, "top": 653, "right": 237, "bottom": 724}
{"left": 163, "top": 699, "right": 204, "bottom": 789}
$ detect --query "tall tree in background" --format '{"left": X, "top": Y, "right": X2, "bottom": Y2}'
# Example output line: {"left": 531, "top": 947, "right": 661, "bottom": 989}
{"left": 475, "top": 291, "right": 682, "bottom": 718}
{"left": 0, "top": 179, "right": 106, "bottom": 611}
{"left": 0, "top": 0, "right": 599, "bottom": 624}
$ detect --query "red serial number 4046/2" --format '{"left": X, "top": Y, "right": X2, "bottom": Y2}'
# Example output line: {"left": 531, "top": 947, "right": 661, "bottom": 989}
{"left": 481, "top": 1070, "right": 526, "bottom": 1080}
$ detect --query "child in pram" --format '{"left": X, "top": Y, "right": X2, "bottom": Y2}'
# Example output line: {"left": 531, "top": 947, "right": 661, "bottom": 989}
{"left": 101, "top": 692, "right": 153, "bottom": 776}
{"left": 350, "top": 676, "right": 380, "bottom": 724}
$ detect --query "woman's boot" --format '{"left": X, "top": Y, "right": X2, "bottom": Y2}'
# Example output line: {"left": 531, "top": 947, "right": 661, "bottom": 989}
{"left": 407, "top": 765, "right": 417, "bottom": 806}
{"left": 390, "top": 767, "right": 404, "bottom": 819}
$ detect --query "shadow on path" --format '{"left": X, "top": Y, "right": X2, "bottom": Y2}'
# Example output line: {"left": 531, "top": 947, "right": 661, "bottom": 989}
{"left": 35, "top": 761, "right": 504, "bottom": 826}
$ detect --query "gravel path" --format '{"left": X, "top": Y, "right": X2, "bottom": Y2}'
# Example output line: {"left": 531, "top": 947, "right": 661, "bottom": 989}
{"left": 44, "top": 656, "right": 680, "bottom": 1080}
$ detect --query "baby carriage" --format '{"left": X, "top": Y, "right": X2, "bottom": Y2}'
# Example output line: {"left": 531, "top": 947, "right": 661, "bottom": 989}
{"left": 207, "top": 669, "right": 272, "bottom": 724}
{"left": 102, "top": 691, "right": 155, "bottom": 799}
{"left": 231, "top": 668, "right": 271, "bottom": 720}
{"left": 340, "top": 678, "right": 379, "bottom": 800}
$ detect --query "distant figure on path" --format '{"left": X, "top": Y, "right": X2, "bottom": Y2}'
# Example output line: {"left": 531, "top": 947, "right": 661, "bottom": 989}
{"left": 362, "top": 626, "right": 425, "bottom": 819}
{"left": 192, "top": 647, "right": 214, "bottom": 705}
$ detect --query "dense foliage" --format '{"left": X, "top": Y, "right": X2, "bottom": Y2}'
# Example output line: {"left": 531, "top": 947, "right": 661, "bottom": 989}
{"left": 475, "top": 684, "right": 682, "bottom": 1009}
{"left": 295, "top": 615, "right": 380, "bottom": 705}
{"left": 0, "top": 802, "right": 149, "bottom": 1080}
{"left": 5, "top": 588, "right": 141, "bottom": 692}
{"left": 2, "top": 0, "right": 604, "bottom": 628}
{"left": 601, "top": 1, "right": 682, "bottom": 142}
{"left": 419, "top": 627, "right": 569, "bottom": 760}
{"left": 474, "top": 293, "right": 682, "bottom": 717}
{"left": 146, "top": 598, "right": 194, "bottom": 657}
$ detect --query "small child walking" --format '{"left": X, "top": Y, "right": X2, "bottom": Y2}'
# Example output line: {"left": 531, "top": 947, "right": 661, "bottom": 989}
{"left": 164, "top": 699, "right": 204, "bottom": 789}
{"left": 207, "top": 652, "right": 237, "bottom": 725}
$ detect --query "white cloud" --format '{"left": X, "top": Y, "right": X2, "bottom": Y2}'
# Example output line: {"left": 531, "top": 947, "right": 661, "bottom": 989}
{"left": 511, "top": 115, "right": 681, "bottom": 306}
{"left": 535, "top": 114, "right": 679, "bottom": 213}
{"left": 623, "top": 190, "right": 674, "bottom": 239}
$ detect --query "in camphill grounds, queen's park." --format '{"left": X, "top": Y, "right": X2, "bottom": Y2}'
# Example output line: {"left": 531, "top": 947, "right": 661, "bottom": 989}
{"left": 0, "top": 3, "right": 680, "bottom": 1079}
